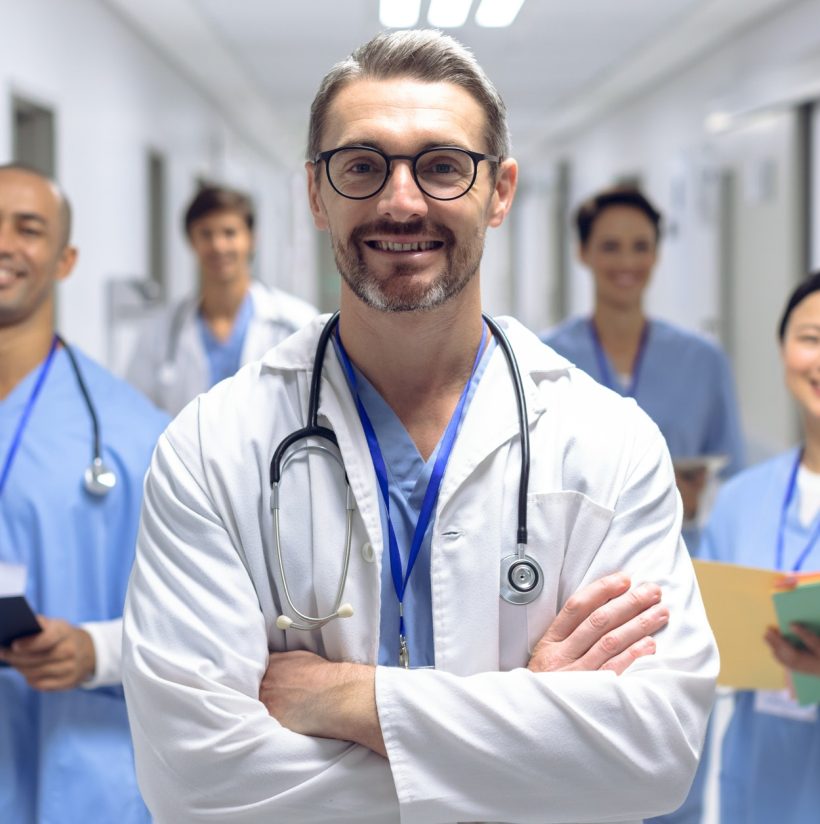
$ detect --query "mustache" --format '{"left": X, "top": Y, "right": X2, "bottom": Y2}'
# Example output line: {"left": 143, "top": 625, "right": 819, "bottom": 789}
{"left": 350, "top": 219, "right": 454, "bottom": 244}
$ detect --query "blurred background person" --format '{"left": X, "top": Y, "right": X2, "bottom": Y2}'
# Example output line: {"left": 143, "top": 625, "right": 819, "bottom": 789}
{"left": 542, "top": 187, "right": 745, "bottom": 551}
{"left": 126, "top": 185, "right": 317, "bottom": 415}
{"left": 0, "top": 164, "right": 168, "bottom": 822}
{"left": 692, "top": 272, "right": 820, "bottom": 824}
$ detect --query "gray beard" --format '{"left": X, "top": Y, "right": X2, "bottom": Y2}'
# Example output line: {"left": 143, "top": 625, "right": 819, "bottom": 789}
{"left": 331, "top": 219, "right": 484, "bottom": 313}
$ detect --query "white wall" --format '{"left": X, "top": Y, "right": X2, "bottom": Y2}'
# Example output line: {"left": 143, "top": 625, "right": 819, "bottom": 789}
{"left": 525, "top": 0, "right": 820, "bottom": 455}
{"left": 1, "top": 0, "right": 314, "bottom": 365}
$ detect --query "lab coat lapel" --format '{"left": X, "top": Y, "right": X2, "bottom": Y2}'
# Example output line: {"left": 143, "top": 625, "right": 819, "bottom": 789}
{"left": 308, "top": 351, "right": 385, "bottom": 663}
{"left": 431, "top": 320, "right": 556, "bottom": 675}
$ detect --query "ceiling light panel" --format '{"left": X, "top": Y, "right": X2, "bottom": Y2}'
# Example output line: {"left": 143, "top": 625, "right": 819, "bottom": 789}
{"left": 380, "top": 0, "right": 421, "bottom": 28}
{"left": 427, "top": 0, "right": 474, "bottom": 29}
{"left": 475, "top": 0, "right": 526, "bottom": 28}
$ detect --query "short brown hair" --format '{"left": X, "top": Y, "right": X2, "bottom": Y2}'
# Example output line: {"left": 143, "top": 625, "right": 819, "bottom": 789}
{"left": 575, "top": 187, "right": 662, "bottom": 248}
{"left": 307, "top": 29, "right": 509, "bottom": 164}
{"left": 184, "top": 185, "right": 255, "bottom": 236}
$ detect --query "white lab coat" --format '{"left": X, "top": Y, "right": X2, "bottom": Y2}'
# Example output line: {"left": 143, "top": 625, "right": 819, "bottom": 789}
{"left": 125, "top": 280, "right": 317, "bottom": 415}
{"left": 123, "top": 316, "right": 718, "bottom": 824}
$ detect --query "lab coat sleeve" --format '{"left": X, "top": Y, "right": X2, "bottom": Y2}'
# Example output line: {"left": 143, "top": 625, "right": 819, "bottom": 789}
{"left": 376, "top": 423, "right": 718, "bottom": 824}
{"left": 122, "top": 417, "right": 400, "bottom": 823}
{"left": 80, "top": 618, "right": 123, "bottom": 688}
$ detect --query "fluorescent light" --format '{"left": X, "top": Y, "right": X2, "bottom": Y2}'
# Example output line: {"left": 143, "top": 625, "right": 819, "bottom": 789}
{"left": 380, "top": 0, "right": 421, "bottom": 28}
{"left": 428, "top": 0, "right": 474, "bottom": 28}
{"left": 475, "top": 0, "right": 525, "bottom": 28}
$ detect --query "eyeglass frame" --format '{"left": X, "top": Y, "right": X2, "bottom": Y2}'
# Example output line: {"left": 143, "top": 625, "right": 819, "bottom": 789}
{"left": 312, "top": 144, "right": 502, "bottom": 202}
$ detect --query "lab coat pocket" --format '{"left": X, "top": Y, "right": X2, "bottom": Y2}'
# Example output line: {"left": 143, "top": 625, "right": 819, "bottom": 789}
{"left": 522, "top": 490, "right": 614, "bottom": 655}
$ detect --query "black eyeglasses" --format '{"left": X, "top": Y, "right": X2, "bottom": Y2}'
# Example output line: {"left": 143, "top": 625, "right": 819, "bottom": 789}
{"left": 313, "top": 145, "right": 500, "bottom": 201}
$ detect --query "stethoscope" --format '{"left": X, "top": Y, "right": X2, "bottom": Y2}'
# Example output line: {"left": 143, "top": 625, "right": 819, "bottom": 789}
{"left": 0, "top": 334, "right": 116, "bottom": 499}
{"left": 269, "top": 312, "right": 542, "bottom": 633}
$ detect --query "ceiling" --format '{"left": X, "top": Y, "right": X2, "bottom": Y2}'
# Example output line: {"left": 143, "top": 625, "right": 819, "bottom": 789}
{"left": 104, "top": 0, "right": 796, "bottom": 167}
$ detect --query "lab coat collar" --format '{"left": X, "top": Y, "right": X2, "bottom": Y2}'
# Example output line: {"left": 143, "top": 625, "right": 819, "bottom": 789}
{"left": 248, "top": 280, "right": 294, "bottom": 325}
{"left": 261, "top": 313, "right": 572, "bottom": 379}
{"left": 261, "top": 314, "right": 573, "bottom": 530}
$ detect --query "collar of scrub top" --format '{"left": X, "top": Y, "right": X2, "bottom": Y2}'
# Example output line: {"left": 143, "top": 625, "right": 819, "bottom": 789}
{"left": 588, "top": 317, "right": 650, "bottom": 397}
{"left": 334, "top": 321, "right": 488, "bottom": 669}
{"left": 776, "top": 449, "right": 820, "bottom": 572}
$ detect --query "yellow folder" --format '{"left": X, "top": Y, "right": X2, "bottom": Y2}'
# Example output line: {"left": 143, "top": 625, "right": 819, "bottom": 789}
{"left": 692, "top": 559, "right": 787, "bottom": 690}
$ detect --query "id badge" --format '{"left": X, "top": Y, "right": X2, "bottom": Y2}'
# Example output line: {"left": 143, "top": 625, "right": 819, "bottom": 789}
{"left": 754, "top": 688, "right": 818, "bottom": 722}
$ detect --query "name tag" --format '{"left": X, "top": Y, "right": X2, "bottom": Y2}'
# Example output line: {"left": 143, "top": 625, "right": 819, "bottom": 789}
{"left": 754, "top": 688, "right": 818, "bottom": 722}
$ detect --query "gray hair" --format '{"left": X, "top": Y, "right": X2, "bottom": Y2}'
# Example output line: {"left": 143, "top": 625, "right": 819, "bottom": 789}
{"left": 307, "top": 29, "right": 510, "bottom": 162}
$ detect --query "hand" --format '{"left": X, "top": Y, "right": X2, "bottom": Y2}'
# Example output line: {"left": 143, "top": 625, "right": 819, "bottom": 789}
{"left": 528, "top": 573, "right": 669, "bottom": 675}
{"left": 0, "top": 616, "right": 96, "bottom": 690}
{"left": 260, "top": 650, "right": 386, "bottom": 756}
{"left": 765, "top": 625, "right": 820, "bottom": 677}
{"left": 674, "top": 467, "right": 707, "bottom": 521}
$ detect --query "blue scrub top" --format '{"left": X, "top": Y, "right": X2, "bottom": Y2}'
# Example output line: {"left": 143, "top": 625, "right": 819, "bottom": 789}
{"left": 197, "top": 290, "right": 254, "bottom": 388}
{"left": 699, "top": 449, "right": 820, "bottom": 824}
{"left": 335, "top": 339, "right": 494, "bottom": 668}
{"left": 542, "top": 317, "right": 745, "bottom": 475}
{"left": 0, "top": 347, "right": 168, "bottom": 824}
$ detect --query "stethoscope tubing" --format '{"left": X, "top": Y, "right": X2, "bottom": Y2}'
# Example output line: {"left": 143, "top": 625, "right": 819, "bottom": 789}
{"left": 269, "top": 312, "right": 541, "bottom": 631}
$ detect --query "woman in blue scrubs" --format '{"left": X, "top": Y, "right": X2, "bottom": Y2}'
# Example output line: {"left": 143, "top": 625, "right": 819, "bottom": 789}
{"left": 542, "top": 187, "right": 745, "bottom": 549}
{"left": 698, "top": 273, "right": 820, "bottom": 823}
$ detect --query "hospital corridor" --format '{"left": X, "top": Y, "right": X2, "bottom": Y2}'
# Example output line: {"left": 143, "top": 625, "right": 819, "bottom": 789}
{"left": 2, "top": 1, "right": 820, "bottom": 822}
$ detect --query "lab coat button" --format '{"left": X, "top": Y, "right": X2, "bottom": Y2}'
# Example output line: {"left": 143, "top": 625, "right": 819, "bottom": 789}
{"left": 361, "top": 542, "right": 376, "bottom": 563}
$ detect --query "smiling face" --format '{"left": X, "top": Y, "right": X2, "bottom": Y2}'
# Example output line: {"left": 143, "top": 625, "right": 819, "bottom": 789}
{"left": 188, "top": 209, "right": 254, "bottom": 288}
{"left": 580, "top": 205, "right": 658, "bottom": 312}
{"left": 782, "top": 291, "right": 820, "bottom": 422}
{"left": 306, "top": 77, "right": 516, "bottom": 313}
{"left": 0, "top": 168, "right": 76, "bottom": 331}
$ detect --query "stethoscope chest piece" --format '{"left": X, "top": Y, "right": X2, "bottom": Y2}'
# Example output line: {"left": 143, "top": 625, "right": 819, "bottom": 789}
{"left": 84, "top": 457, "right": 117, "bottom": 497}
{"left": 500, "top": 549, "right": 544, "bottom": 605}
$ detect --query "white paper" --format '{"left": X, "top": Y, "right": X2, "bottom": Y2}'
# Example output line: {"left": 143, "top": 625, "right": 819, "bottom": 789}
{"left": 754, "top": 688, "right": 819, "bottom": 722}
{"left": 0, "top": 563, "right": 26, "bottom": 598}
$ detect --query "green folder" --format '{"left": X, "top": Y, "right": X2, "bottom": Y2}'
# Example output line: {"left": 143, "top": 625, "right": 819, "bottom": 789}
{"left": 772, "top": 581, "right": 820, "bottom": 706}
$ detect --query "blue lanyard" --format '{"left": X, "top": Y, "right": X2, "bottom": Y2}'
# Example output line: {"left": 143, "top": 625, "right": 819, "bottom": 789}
{"left": 776, "top": 450, "right": 820, "bottom": 572}
{"left": 0, "top": 335, "right": 59, "bottom": 498}
{"left": 588, "top": 318, "right": 649, "bottom": 397}
{"left": 334, "top": 323, "right": 487, "bottom": 666}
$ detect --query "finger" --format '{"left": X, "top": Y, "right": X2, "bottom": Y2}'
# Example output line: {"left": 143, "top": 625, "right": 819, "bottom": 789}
{"left": 578, "top": 602, "right": 669, "bottom": 670}
{"left": 2, "top": 641, "right": 73, "bottom": 668}
{"left": 765, "top": 629, "right": 802, "bottom": 669}
{"left": 27, "top": 672, "right": 77, "bottom": 692}
{"left": 558, "top": 582, "right": 663, "bottom": 661}
{"left": 774, "top": 574, "right": 799, "bottom": 590}
{"left": 11, "top": 623, "right": 64, "bottom": 655}
{"left": 600, "top": 636, "right": 657, "bottom": 675}
{"left": 790, "top": 624, "right": 820, "bottom": 654}
{"left": 20, "top": 659, "right": 76, "bottom": 687}
{"left": 541, "top": 573, "right": 631, "bottom": 644}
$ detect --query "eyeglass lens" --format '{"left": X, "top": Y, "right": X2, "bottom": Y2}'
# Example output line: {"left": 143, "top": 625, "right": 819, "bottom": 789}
{"left": 327, "top": 148, "right": 477, "bottom": 199}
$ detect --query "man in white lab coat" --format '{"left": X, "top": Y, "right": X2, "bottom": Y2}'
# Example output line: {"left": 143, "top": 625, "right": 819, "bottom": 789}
{"left": 126, "top": 185, "right": 317, "bottom": 415}
{"left": 123, "top": 30, "right": 718, "bottom": 824}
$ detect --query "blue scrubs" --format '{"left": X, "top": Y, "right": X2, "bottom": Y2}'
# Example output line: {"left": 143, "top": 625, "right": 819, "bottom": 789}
{"left": 542, "top": 317, "right": 745, "bottom": 475}
{"left": 0, "top": 348, "right": 168, "bottom": 823}
{"left": 336, "top": 340, "right": 494, "bottom": 668}
{"left": 197, "top": 291, "right": 253, "bottom": 387}
{"left": 697, "top": 448, "right": 820, "bottom": 824}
